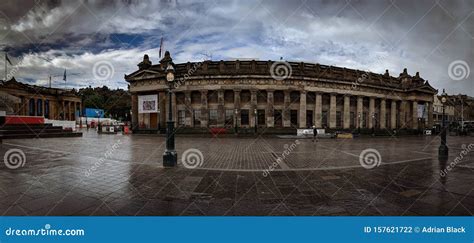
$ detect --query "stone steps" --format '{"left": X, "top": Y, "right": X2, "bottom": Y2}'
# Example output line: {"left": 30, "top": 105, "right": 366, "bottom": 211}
{"left": 0, "top": 123, "right": 82, "bottom": 139}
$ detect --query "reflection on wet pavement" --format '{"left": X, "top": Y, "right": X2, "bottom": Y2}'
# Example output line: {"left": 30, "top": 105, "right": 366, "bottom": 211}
{"left": 0, "top": 130, "right": 473, "bottom": 216}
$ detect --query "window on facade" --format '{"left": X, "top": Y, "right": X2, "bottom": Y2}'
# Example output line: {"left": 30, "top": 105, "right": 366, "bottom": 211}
{"left": 193, "top": 110, "right": 201, "bottom": 127}
{"left": 362, "top": 112, "right": 367, "bottom": 128}
{"left": 350, "top": 112, "right": 355, "bottom": 128}
{"left": 373, "top": 113, "right": 378, "bottom": 128}
{"left": 336, "top": 111, "right": 342, "bottom": 128}
{"left": 241, "top": 109, "right": 249, "bottom": 126}
{"left": 257, "top": 109, "right": 265, "bottom": 126}
{"left": 322, "top": 111, "right": 328, "bottom": 128}
{"left": 209, "top": 109, "right": 218, "bottom": 126}
{"left": 178, "top": 110, "right": 186, "bottom": 126}
{"left": 396, "top": 113, "right": 400, "bottom": 128}
{"left": 28, "top": 99, "right": 35, "bottom": 116}
{"left": 306, "top": 110, "right": 313, "bottom": 128}
{"left": 290, "top": 110, "right": 298, "bottom": 127}
{"left": 274, "top": 110, "right": 282, "bottom": 127}
{"left": 225, "top": 109, "right": 234, "bottom": 127}
{"left": 44, "top": 100, "right": 50, "bottom": 119}
{"left": 37, "top": 100, "right": 43, "bottom": 116}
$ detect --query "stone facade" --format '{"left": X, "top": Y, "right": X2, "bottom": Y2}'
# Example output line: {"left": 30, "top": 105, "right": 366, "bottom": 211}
{"left": 125, "top": 52, "right": 437, "bottom": 132}
{"left": 0, "top": 78, "right": 82, "bottom": 121}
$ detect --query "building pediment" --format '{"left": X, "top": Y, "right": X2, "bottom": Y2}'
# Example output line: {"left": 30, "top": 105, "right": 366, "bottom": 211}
{"left": 407, "top": 81, "right": 437, "bottom": 94}
{"left": 125, "top": 69, "right": 162, "bottom": 81}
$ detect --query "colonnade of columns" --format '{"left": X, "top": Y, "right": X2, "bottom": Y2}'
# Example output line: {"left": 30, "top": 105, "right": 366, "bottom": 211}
{"left": 133, "top": 89, "right": 434, "bottom": 131}
{"left": 23, "top": 97, "right": 81, "bottom": 121}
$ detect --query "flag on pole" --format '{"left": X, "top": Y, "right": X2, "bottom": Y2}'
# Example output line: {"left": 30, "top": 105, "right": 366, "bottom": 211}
{"left": 159, "top": 37, "right": 163, "bottom": 58}
{"left": 63, "top": 69, "right": 67, "bottom": 82}
{"left": 5, "top": 53, "right": 12, "bottom": 65}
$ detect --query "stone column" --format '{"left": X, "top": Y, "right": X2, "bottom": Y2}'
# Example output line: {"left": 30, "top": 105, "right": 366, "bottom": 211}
{"left": 400, "top": 100, "right": 407, "bottom": 128}
{"left": 62, "top": 101, "right": 65, "bottom": 120}
{"left": 427, "top": 102, "right": 433, "bottom": 128}
{"left": 71, "top": 102, "right": 74, "bottom": 121}
{"left": 131, "top": 95, "right": 138, "bottom": 129}
{"left": 79, "top": 102, "right": 82, "bottom": 119}
{"left": 217, "top": 90, "right": 225, "bottom": 127}
{"left": 391, "top": 100, "right": 397, "bottom": 129}
{"left": 343, "top": 95, "right": 350, "bottom": 129}
{"left": 184, "top": 91, "right": 192, "bottom": 127}
{"left": 380, "top": 99, "right": 386, "bottom": 129}
{"left": 200, "top": 90, "right": 208, "bottom": 128}
{"left": 329, "top": 93, "right": 336, "bottom": 128}
{"left": 283, "top": 90, "right": 291, "bottom": 127}
{"left": 21, "top": 97, "right": 27, "bottom": 116}
{"left": 368, "top": 97, "right": 375, "bottom": 129}
{"left": 234, "top": 90, "right": 241, "bottom": 128}
{"left": 299, "top": 90, "right": 307, "bottom": 128}
{"left": 412, "top": 100, "right": 418, "bottom": 129}
{"left": 250, "top": 90, "right": 257, "bottom": 127}
{"left": 356, "top": 96, "right": 363, "bottom": 128}
{"left": 266, "top": 90, "right": 274, "bottom": 127}
{"left": 65, "top": 101, "right": 69, "bottom": 120}
{"left": 314, "top": 93, "right": 322, "bottom": 128}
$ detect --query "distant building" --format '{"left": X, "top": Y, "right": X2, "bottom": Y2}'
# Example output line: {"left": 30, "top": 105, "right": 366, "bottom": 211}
{"left": 0, "top": 78, "right": 82, "bottom": 121}
{"left": 433, "top": 94, "right": 474, "bottom": 124}
{"left": 433, "top": 95, "right": 456, "bottom": 125}
{"left": 125, "top": 52, "right": 437, "bottom": 133}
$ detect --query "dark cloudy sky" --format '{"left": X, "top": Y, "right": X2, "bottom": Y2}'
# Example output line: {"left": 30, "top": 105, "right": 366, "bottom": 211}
{"left": 0, "top": 0, "right": 472, "bottom": 95}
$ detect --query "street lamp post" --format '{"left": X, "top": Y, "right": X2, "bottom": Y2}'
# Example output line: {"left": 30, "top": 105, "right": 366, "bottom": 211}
{"left": 234, "top": 109, "right": 238, "bottom": 134}
{"left": 371, "top": 113, "right": 375, "bottom": 136}
{"left": 96, "top": 110, "right": 101, "bottom": 133}
{"left": 438, "top": 89, "right": 449, "bottom": 158}
{"left": 157, "top": 110, "right": 161, "bottom": 132}
{"left": 163, "top": 63, "right": 177, "bottom": 167}
{"left": 254, "top": 109, "right": 257, "bottom": 134}
{"left": 358, "top": 112, "right": 361, "bottom": 134}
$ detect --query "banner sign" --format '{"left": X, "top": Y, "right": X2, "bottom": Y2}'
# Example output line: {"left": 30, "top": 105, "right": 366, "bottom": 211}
{"left": 417, "top": 104, "right": 426, "bottom": 118}
{"left": 138, "top": 95, "right": 158, "bottom": 113}
{"left": 297, "top": 129, "right": 313, "bottom": 136}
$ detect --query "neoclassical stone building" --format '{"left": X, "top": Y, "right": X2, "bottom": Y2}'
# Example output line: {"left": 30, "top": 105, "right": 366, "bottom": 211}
{"left": 125, "top": 52, "right": 437, "bottom": 133}
{"left": 0, "top": 78, "right": 82, "bottom": 121}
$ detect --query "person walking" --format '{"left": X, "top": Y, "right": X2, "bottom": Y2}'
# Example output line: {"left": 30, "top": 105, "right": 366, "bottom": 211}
{"left": 312, "top": 125, "right": 318, "bottom": 142}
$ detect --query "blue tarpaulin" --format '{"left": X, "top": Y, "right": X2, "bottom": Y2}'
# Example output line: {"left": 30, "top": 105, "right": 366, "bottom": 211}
{"left": 83, "top": 108, "right": 104, "bottom": 118}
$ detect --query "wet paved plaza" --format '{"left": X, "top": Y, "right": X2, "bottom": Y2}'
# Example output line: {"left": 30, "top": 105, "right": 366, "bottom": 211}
{"left": 0, "top": 130, "right": 473, "bottom": 216}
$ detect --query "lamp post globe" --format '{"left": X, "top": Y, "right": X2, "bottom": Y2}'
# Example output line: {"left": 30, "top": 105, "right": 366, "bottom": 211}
{"left": 438, "top": 89, "right": 449, "bottom": 157}
{"left": 163, "top": 63, "right": 177, "bottom": 167}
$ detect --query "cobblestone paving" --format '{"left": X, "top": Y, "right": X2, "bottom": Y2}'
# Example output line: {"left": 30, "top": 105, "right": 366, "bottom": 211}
{"left": 0, "top": 130, "right": 472, "bottom": 216}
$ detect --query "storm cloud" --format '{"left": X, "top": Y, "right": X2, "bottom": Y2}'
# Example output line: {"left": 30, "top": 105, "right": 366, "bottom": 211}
{"left": 0, "top": 0, "right": 472, "bottom": 95}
